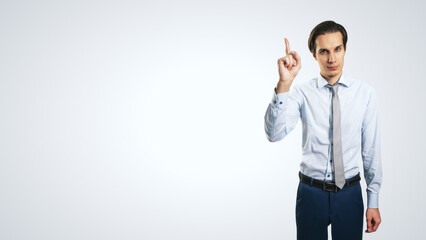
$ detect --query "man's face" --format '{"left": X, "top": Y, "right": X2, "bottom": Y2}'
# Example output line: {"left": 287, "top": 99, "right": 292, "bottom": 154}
{"left": 313, "top": 32, "right": 345, "bottom": 80}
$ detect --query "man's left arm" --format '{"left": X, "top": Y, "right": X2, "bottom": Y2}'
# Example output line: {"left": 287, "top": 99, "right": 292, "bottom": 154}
{"left": 361, "top": 87, "right": 383, "bottom": 233}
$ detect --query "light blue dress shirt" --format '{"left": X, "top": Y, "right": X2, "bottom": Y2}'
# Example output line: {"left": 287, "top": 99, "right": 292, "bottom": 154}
{"left": 264, "top": 73, "right": 382, "bottom": 208}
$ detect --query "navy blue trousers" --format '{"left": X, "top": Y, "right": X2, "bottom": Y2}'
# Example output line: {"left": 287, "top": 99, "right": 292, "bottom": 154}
{"left": 296, "top": 180, "right": 364, "bottom": 240}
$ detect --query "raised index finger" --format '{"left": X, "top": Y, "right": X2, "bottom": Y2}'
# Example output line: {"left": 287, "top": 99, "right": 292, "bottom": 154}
{"left": 285, "top": 38, "right": 291, "bottom": 55}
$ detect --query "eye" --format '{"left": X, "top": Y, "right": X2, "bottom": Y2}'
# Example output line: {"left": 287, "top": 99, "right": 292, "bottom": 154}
{"left": 336, "top": 46, "right": 342, "bottom": 51}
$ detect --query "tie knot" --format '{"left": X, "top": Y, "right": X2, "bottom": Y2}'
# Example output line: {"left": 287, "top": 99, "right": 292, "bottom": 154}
{"left": 326, "top": 83, "right": 339, "bottom": 95}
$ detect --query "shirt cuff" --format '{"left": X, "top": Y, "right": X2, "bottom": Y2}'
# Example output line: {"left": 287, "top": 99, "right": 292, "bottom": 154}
{"left": 367, "top": 192, "right": 379, "bottom": 208}
{"left": 271, "top": 88, "right": 290, "bottom": 110}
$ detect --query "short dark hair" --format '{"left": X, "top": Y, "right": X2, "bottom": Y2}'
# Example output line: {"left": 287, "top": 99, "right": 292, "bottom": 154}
{"left": 308, "top": 20, "right": 348, "bottom": 56}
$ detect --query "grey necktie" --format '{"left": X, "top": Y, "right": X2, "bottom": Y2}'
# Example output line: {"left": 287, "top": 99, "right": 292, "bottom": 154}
{"left": 327, "top": 83, "right": 345, "bottom": 189}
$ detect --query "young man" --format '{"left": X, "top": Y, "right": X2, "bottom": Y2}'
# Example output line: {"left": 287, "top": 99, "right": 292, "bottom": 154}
{"left": 264, "top": 21, "right": 382, "bottom": 240}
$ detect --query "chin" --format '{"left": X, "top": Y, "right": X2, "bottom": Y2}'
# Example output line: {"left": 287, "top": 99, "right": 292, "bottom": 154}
{"left": 326, "top": 70, "right": 341, "bottom": 77}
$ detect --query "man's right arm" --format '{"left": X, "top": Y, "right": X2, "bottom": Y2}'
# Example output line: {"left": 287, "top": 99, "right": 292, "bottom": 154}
{"left": 264, "top": 37, "right": 302, "bottom": 142}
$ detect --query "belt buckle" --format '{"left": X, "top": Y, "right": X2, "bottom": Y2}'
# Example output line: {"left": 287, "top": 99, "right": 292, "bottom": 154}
{"left": 322, "top": 182, "right": 338, "bottom": 192}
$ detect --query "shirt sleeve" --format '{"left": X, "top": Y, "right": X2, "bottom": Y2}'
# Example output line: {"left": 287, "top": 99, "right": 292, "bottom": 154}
{"left": 361, "top": 87, "right": 383, "bottom": 208}
{"left": 264, "top": 86, "right": 302, "bottom": 142}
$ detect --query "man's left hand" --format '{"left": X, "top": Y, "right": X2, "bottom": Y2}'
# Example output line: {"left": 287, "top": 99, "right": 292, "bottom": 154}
{"left": 365, "top": 208, "right": 381, "bottom": 233}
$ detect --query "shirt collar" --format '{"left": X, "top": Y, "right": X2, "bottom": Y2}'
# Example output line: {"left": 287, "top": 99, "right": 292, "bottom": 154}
{"left": 317, "top": 72, "right": 352, "bottom": 89}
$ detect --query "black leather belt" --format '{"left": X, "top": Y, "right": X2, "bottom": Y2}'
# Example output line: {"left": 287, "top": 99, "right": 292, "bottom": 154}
{"left": 299, "top": 172, "right": 361, "bottom": 192}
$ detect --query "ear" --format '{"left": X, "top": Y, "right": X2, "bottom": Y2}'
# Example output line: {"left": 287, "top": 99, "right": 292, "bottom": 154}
{"left": 312, "top": 52, "right": 317, "bottom": 61}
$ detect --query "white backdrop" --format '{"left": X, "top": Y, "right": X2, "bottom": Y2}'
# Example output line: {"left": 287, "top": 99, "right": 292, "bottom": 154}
{"left": 1, "top": 0, "right": 425, "bottom": 239}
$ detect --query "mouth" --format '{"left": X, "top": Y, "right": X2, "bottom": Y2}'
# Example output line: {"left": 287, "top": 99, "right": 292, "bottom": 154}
{"left": 327, "top": 65, "right": 339, "bottom": 71}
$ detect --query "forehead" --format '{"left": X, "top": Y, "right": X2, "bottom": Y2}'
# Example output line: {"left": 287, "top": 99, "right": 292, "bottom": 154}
{"left": 315, "top": 32, "right": 343, "bottom": 50}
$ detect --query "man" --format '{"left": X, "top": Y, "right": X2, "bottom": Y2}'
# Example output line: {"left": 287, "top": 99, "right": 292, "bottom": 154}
{"left": 264, "top": 21, "right": 382, "bottom": 240}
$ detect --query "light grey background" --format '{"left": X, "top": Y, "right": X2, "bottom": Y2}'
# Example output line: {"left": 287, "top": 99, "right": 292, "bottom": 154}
{"left": 1, "top": 0, "right": 425, "bottom": 239}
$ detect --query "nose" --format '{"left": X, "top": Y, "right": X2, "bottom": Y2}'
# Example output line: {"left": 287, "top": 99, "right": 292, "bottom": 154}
{"left": 328, "top": 52, "right": 336, "bottom": 63}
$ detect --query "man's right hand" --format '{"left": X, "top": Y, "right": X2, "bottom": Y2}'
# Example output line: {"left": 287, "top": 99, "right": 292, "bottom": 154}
{"left": 276, "top": 38, "right": 301, "bottom": 93}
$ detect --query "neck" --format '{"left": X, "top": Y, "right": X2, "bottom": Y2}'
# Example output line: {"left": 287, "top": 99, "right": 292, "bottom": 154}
{"left": 321, "top": 72, "right": 342, "bottom": 85}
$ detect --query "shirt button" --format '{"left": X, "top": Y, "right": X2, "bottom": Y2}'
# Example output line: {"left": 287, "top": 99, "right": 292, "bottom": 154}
{"left": 279, "top": 101, "right": 282, "bottom": 104}
{"left": 327, "top": 174, "right": 330, "bottom": 177}
{"left": 330, "top": 160, "right": 332, "bottom": 162}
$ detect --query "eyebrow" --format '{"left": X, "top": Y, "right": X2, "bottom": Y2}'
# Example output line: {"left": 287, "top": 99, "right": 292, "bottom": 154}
{"left": 319, "top": 44, "right": 344, "bottom": 52}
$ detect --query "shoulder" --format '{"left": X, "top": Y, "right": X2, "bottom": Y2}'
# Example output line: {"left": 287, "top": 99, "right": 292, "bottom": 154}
{"left": 292, "top": 77, "right": 317, "bottom": 92}
{"left": 346, "top": 76, "right": 379, "bottom": 104}
{"left": 347, "top": 75, "right": 376, "bottom": 94}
